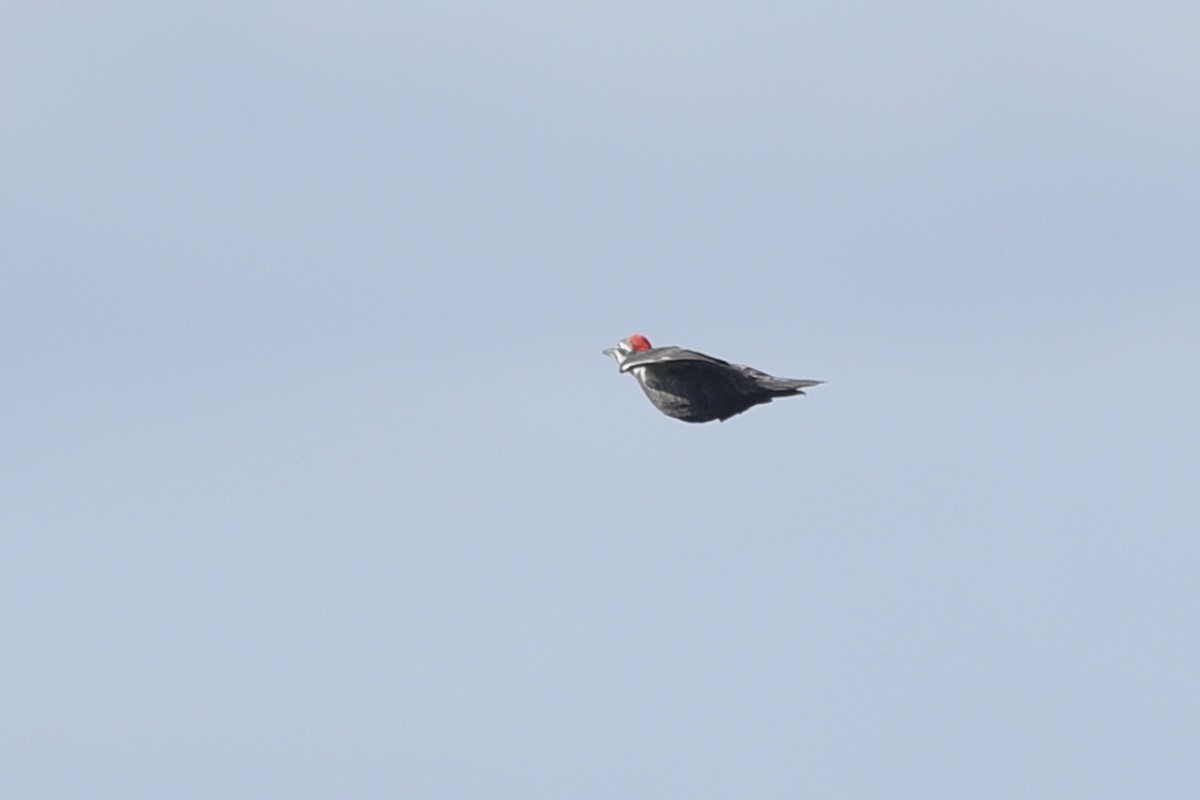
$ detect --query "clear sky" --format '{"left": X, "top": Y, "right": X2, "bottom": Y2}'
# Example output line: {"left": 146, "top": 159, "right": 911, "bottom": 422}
{"left": 3, "top": 2, "right": 1198, "bottom": 797}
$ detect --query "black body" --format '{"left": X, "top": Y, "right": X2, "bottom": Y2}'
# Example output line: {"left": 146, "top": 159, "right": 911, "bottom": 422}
{"left": 618, "top": 346, "right": 821, "bottom": 423}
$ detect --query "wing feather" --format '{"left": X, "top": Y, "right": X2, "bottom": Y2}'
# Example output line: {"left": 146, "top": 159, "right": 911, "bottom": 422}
{"left": 617, "top": 346, "right": 734, "bottom": 374}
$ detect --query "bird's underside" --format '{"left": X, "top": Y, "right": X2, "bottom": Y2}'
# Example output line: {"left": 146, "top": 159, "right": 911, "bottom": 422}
{"left": 613, "top": 344, "right": 822, "bottom": 423}
{"left": 632, "top": 360, "right": 765, "bottom": 422}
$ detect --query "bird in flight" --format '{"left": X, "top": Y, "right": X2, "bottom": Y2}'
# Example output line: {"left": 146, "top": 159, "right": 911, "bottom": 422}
{"left": 604, "top": 333, "right": 822, "bottom": 423}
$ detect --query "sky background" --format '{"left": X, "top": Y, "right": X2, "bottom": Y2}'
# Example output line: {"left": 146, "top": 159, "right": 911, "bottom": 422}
{"left": 3, "top": 1, "right": 1199, "bottom": 797}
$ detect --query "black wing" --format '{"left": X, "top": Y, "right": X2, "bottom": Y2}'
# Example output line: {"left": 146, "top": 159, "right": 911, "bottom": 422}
{"left": 617, "top": 346, "right": 735, "bottom": 374}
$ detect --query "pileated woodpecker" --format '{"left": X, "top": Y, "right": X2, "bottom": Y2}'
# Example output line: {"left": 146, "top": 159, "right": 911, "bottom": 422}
{"left": 604, "top": 333, "right": 822, "bottom": 423}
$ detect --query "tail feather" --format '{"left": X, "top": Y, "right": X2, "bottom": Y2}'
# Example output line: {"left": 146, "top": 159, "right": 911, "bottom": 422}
{"left": 758, "top": 377, "right": 824, "bottom": 396}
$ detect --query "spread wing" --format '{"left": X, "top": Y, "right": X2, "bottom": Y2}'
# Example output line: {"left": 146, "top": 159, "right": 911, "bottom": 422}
{"left": 617, "top": 346, "right": 735, "bottom": 374}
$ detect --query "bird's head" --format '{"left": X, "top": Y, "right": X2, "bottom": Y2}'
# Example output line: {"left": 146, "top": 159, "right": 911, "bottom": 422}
{"left": 603, "top": 333, "right": 652, "bottom": 365}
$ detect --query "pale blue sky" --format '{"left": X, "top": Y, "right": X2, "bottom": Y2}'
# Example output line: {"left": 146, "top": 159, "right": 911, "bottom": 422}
{"left": 3, "top": 2, "right": 1198, "bottom": 797}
